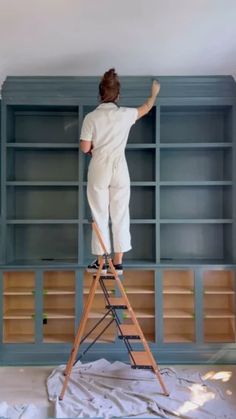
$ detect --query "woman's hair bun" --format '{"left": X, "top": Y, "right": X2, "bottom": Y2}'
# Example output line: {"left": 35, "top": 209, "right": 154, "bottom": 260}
{"left": 104, "top": 68, "right": 117, "bottom": 80}
{"left": 99, "top": 68, "right": 120, "bottom": 102}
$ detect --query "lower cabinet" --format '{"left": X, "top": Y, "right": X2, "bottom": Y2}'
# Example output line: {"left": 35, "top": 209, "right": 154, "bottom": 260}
{"left": 163, "top": 270, "right": 195, "bottom": 343}
{"left": 43, "top": 271, "right": 76, "bottom": 343}
{"left": 3, "top": 271, "right": 35, "bottom": 343}
{"left": 0, "top": 267, "right": 235, "bottom": 364}
{"left": 122, "top": 270, "right": 155, "bottom": 342}
{"left": 203, "top": 270, "right": 235, "bottom": 343}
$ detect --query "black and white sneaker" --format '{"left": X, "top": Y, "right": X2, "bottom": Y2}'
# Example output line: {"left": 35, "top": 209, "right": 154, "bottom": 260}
{"left": 108, "top": 262, "right": 123, "bottom": 276}
{"left": 87, "top": 259, "right": 107, "bottom": 274}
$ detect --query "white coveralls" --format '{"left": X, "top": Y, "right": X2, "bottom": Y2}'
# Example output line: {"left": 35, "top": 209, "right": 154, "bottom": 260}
{"left": 80, "top": 103, "right": 138, "bottom": 255}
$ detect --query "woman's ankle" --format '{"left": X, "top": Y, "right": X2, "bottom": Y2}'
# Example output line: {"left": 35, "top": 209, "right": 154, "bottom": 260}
{"left": 113, "top": 260, "right": 123, "bottom": 266}
{"left": 113, "top": 252, "right": 123, "bottom": 265}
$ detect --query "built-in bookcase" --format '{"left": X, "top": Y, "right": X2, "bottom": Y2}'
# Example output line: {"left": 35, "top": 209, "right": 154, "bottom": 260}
{"left": 0, "top": 76, "right": 236, "bottom": 364}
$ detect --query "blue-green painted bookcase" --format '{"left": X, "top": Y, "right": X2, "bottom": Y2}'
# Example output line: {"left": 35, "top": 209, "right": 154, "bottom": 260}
{"left": 0, "top": 75, "right": 236, "bottom": 365}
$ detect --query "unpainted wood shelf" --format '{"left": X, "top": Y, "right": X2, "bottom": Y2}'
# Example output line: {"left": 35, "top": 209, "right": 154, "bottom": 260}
{"left": 164, "top": 309, "right": 194, "bottom": 319}
{"left": 43, "top": 334, "right": 75, "bottom": 343}
{"left": 4, "top": 287, "right": 34, "bottom": 295}
{"left": 44, "top": 309, "right": 75, "bottom": 319}
{"left": 204, "top": 287, "right": 235, "bottom": 294}
{"left": 123, "top": 309, "right": 155, "bottom": 319}
{"left": 83, "top": 334, "right": 116, "bottom": 344}
{"left": 204, "top": 334, "right": 236, "bottom": 343}
{"left": 84, "top": 287, "right": 115, "bottom": 295}
{"left": 163, "top": 286, "right": 194, "bottom": 294}
{"left": 164, "top": 334, "right": 195, "bottom": 343}
{"left": 88, "top": 309, "right": 113, "bottom": 319}
{"left": 3, "top": 334, "right": 35, "bottom": 343}
{"left": 124, "top": 286, "right": 154, "bottom": 294}
{"left": 3, "top": 309, "right": 34, "bottom": 319}
{"left": 204, "top": 309, "right": 235, "bottom": 318}
{"left": 44, "top": 287, "right": 75, "bottom": 295}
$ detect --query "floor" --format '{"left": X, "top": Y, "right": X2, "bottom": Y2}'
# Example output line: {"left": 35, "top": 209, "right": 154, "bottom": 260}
{"left": 0, "top": 364, "right": 236, "bottom": 418}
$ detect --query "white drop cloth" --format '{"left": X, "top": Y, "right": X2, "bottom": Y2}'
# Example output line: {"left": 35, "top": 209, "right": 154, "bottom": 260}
{"left": 0, "top": 402, "right": 41, "bottom": 419}
{"left": 47, "top": 359, "right": 236, "bottom": 418}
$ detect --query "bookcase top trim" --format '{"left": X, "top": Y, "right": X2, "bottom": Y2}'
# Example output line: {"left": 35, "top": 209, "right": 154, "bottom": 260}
{"left": 2, "top": 75, "right": 236, "bottom": 101}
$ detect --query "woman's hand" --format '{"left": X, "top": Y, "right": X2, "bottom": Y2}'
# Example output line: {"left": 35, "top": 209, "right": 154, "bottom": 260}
{"left": 137, "top": 80, "right": 161, "bottom": 120}
{"left": 152, "top": 80, "right": 161, "bottom": 97}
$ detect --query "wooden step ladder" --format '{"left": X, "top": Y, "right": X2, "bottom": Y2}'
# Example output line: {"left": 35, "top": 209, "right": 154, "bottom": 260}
{"left": 59, "top": 221, "right": 169, "bottom": 400}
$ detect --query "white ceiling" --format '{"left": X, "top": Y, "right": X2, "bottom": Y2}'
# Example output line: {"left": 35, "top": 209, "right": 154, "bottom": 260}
{"left": 0, "top": 0, "right": 236, "bottom": 90}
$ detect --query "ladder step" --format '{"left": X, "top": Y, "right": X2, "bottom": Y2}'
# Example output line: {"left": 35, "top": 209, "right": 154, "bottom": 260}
{"left": 106, "top": 297, "right": 127, "bottom": 309}
{"left": 95, "top": 274, "right": 115, "bottom": 280}
{"left": 118, "top": 324, "right": 141, "bottom": 340}
{"left": 130, "top": 351, "right": 153, "bottom": 370}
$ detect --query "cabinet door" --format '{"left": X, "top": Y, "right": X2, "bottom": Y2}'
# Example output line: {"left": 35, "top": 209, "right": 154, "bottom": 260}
{"left": 203, "top": 270, "right": 235, "bottom": 343}
{"left": 3, "top": 271, "right": 35, "bottom": 343}
{"left": 162, "top": 270, "right": 195, "bottom": 343}
{"left": 43, "top": 271, "right": 75, "bottom": 343}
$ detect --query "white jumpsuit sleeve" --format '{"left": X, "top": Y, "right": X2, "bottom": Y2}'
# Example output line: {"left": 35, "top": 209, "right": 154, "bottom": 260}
{"left": 80, "top": 114, "right": 94, "bottom": 141}
{"left": 124, "top": 107, "right": 138, "bottom": 126}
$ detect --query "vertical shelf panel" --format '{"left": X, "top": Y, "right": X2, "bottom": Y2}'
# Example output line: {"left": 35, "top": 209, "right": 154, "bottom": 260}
{"left": 203, "top": 270, "right": 236, "bottom": 343}
{"left": 43, "top": 271, "right": 75, "bottom": 343}
{"left": 78, "top": 105, "right": 85, "bottom": 264}
{"left": 163, "top": 270, "right": 195, "bottom": 343}
{"left": 3, "top": 271, "right": 35, "bottom": 343}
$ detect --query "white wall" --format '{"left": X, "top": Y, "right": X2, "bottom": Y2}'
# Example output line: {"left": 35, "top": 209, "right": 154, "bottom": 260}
{"left": 0, "top": 0, "right": 235, "bottom": 88}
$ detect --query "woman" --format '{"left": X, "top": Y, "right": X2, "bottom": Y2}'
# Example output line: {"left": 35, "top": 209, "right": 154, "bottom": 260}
{"left": 80, "top": 69, "right": 160, "bottom": 274}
